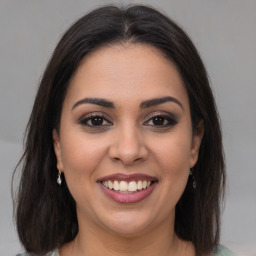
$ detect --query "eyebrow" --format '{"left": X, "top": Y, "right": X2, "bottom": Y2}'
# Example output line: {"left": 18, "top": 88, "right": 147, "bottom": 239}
{"left": 140, "top": 96, "right": 183, "bottom": 109}
{"left": 72, "top": 98, "right": 115, "bottom": 110}
{"left": 72, "top": 96, "right": 183, "bottom": 110}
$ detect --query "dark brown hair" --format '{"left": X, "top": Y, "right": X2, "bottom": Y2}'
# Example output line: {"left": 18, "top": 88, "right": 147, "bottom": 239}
{"left": 14, "top": 4, "right": 225, "bottom": 256}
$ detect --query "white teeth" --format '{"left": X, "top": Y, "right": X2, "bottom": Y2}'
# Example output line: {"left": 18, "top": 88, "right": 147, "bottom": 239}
{"left": 137, "top": 180, "right": 143, "bottom": 190}
{"left": 113, "top": 180, "right": 119, "bottom": 191}
{"left": 128, "top": 181, "right": 137, "bottom": 192}
{"left": 108, "top": 180, "right": 113, "bottom": 189}
{"left": 119, "top": 181, "right": 128, "bottom": 191}
{"left": 102, "top": 180, "right": 153, "bottom": 192}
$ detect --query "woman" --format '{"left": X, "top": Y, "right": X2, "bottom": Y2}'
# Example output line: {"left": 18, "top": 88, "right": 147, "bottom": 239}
{"left": 15, "top": 4, "right": 237, "bottom": 256}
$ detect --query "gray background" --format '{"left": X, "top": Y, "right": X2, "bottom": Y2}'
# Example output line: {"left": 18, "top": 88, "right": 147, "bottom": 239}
{"left": 0, "top": 0, "right": 255, "bottom": 255}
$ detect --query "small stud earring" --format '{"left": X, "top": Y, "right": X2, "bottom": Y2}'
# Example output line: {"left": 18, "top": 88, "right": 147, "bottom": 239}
{"left": 193, "top": 177, "right": 197, "bottom": 189}
{"left": 189, "top": 169, "right": 197, "bottom": 190}
{"left": 57, "top": 170, "right": 62, "bottom": 185}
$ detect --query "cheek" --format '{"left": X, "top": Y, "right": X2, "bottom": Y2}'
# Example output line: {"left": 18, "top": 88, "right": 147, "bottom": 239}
{"left": 151, "top": 129, "right": 192, "bottom": 192}
{"left": 59, "top": 133, "right": 110, "bottom": 209}
{"left": 155, "top": 132, "right": 192, "bottom": 171}
{"left": 59, "top": 131, "right": 108, "bottom": 183}
{"left": 158, "top": 145, "right": 190, "bottom": 185}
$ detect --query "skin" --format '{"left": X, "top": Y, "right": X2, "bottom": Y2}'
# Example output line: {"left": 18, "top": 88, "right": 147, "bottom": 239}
{"left": 53, "top": 43, "right": 204, "bottom": 256}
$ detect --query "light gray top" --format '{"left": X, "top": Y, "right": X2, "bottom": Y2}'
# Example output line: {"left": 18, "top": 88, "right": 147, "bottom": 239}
{"left": 17, "top": 245, "right": 238, "bottom": 256}
{"left": 17, "top": 249, "right": 59, "bottom": 256}
{"left": 213, "top": 245, "right": 239, "bottom": 256}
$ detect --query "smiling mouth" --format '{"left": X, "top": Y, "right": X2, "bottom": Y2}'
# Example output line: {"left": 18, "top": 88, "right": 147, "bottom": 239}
{"left": 101, "top": 180, "right": 155, "bottom": 193}
{"left": 98, "top": 173, "right": 158, "bottom": 203}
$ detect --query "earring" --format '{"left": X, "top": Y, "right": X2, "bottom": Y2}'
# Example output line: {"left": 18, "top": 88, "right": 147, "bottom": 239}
{"left": 189, "top": 169, "right": 197, "bottom": 189}
{"left": 57, "top": 170, "right": 62, "bottom": 185}
{"left": 192, "top": 176, "right": 197, "bottom": 190}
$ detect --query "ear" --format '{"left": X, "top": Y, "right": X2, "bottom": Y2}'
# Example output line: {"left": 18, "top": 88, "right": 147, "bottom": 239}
{"left": 52, "top": 129, "right": 64, "bottom": 171}
{"left": 190, "top": 120, "right": 204, "bottom": 168}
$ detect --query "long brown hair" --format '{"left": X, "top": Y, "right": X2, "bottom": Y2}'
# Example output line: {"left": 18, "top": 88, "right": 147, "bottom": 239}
{"left": 14, "top": 5, "right": 225, "bottom": 256}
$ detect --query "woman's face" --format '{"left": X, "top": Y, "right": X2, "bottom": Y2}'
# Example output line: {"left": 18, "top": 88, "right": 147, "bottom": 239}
{"left": 53, "top": 44, "right": 203, "bottom": 236}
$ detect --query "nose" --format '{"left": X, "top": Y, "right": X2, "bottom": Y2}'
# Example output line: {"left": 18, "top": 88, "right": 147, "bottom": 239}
{"left": 108, "top": 124, "right": 149, "bottom": 166}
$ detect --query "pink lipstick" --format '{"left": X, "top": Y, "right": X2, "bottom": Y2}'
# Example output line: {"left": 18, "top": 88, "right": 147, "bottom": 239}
{"left": 98, "top": 173, "right": 158, "bottom": 204}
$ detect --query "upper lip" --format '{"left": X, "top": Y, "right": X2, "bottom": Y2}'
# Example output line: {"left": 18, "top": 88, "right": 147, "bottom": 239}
{"left": 98, "top": 173, "right": 158, "bottom": 182}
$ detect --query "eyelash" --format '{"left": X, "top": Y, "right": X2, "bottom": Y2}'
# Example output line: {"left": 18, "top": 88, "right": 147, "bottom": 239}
{"left": 79, "top": 113, "right": 178, "bottom": 128}
{"left": 79, "top": 113, "right": 112, "bottom": 127}
{"left": 144, "top": 114, "right": 178, "bottom": 127}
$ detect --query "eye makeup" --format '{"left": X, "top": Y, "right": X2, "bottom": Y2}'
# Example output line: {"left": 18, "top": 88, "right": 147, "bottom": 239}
{"left": 78, "top": 112, "right": 113, "bottom": 128}
{"left": 143, "top": 110, "right": 179, "bottom": 128}
{"left": 78, "top": 110, "right": 179, "bottom": 131}
{"left": 144, "top": 114, "right": 178, "bottom": 128}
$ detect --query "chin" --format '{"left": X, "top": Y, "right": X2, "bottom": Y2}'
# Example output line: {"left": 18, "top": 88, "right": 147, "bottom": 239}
{"left": 99, "top": 211, "right": 155, "bottom": 236}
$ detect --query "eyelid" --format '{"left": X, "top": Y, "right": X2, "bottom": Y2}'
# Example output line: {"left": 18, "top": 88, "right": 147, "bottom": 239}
{"left": 78, "top": 112, "right": 113, "bottom": 126}
{"left": 143, "top": 111, "right": 178, "bottom": 127}
{"left": 78, "top": 111, "right": 178, "bottom": 128}
{"left": 144, "top": 111, "right": 177, "bottom": 120}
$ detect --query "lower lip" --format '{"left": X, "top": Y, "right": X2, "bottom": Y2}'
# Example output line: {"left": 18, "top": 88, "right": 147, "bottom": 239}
{"left": 99, "top": 182, "right": 157, "bottom": 204}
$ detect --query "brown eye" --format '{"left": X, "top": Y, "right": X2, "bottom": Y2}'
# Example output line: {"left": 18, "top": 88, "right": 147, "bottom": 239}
{"left": 144, "top": 114, "right": 178, "bottom": 128}
{"left": 152, "top": 116, "right": 165, "bottom": 126}
{"left": 90, "top": 117, "right": 104, "bottom": 126}
{"left": 79, "top": 114, "right": 112, "bottom": 127}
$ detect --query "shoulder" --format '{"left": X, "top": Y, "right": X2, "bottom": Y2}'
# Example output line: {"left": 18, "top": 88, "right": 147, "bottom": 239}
{"left": 212, "top": 245, "right": 239, "bottom": 256}
{"left": 16, "top": 249, "right": 59, "bottom": 256}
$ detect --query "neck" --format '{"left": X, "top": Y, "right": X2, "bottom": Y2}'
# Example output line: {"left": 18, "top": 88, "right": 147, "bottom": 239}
{"left": 60, "top": 214, "right": 194, "bottom": 256}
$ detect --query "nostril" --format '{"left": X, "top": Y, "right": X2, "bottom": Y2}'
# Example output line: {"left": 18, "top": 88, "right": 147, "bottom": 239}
{"left": 108, "top": 136, "right": 149, "bottom": 165}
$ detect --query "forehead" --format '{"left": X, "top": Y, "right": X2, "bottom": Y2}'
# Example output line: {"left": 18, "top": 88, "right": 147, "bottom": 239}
{"left": 65, "top": 43, "right": 189, "bottom": 109}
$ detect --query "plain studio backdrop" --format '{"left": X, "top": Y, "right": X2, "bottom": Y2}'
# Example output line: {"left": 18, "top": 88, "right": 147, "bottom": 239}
{"left": 0, "top": 1, "right": 255, "bottom": 255}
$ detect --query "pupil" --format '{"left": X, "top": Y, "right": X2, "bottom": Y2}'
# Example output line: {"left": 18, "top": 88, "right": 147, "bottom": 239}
{"left": 153, "top": 116, "right": 164, "bottom": 125}
{"left": 91, "top": 117, "right": 103, "bottom": 126}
